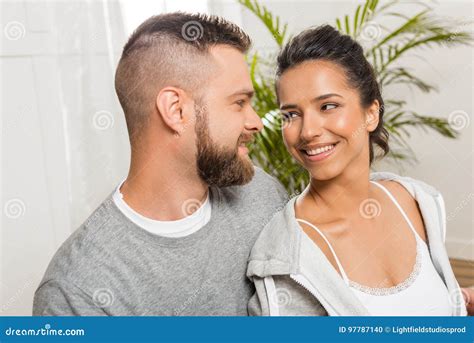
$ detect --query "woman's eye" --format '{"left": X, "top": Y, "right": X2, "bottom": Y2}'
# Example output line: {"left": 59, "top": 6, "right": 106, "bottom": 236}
{"left": 322, "top": 103, "right": 338, "bottom": 111}
{"left": 282, "top": 111, "right": 299, "bottom": 121}
{"left": 235, "top": 100, "right": 245, "bottom": 108}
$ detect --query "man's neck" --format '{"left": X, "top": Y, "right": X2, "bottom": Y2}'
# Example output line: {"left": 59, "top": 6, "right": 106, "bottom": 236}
{"left": 120, "top": 159, "right": 209, "bottom": 222}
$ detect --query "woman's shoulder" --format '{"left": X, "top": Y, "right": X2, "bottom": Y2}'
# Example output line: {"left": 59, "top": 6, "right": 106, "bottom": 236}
{"left": 255, "top": 197, "right": 297, "bottom": 243}
{"left": 247, "top": 198, "right": 299, "bottom": 267}
{"left": 371, "top": 172, "right": 444, "bottom": 242}
{"left": 370, "top": 171, "right": 442, "bottom": 197}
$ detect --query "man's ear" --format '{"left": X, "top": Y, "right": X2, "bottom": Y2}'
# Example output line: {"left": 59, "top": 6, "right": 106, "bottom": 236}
{"left": 155, "top": 87, "right": 187, "bottom": 136}
{"left": 365, "top": 100, "right": 381, "bottom": 133}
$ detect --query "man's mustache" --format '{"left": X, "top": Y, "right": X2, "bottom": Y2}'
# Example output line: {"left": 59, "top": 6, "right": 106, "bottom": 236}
{"left": 238, "top": 133, "right": 255, "bottom": 145}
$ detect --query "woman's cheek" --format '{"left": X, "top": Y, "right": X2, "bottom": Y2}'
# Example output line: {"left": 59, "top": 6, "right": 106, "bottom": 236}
{"left": 332, "top": 110, "right": 360, "bottom": 139}
{"left": 282, "top": 125, "right": 303, "bottom": 159}
{"left": 283, "top": 118, "right": 299, "bottom": 142}
{"left": 282, "top": 130, "right": 291, "bottom": 150}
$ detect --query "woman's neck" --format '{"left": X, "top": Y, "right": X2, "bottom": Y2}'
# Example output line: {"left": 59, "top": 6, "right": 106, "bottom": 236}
{"left": 300, "top": 164, "right": 374, "bottom": 220}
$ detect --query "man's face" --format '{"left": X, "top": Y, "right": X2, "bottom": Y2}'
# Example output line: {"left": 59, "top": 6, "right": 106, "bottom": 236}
{"left": 194, "top": 45, "right": 263, "bottom": 187}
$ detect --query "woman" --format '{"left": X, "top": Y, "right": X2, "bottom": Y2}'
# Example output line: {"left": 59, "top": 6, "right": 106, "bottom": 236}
{"left": 247, "top": 25, "right": 467, "bottom": 316}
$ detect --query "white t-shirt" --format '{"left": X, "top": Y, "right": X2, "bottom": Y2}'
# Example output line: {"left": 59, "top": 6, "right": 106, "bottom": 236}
{"left": 112, "top": 180, "right": 211, "bottom": 237}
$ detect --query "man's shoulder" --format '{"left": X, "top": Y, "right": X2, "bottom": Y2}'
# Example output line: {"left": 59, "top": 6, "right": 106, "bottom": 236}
{"left": 39, "top": 195, "right": 128, "bottom": 287}
{"left": 210, "top": 166, "right": 289, "bottom": 241}
{"left": 223, "top": 166, "right": 288, "bottom": 203}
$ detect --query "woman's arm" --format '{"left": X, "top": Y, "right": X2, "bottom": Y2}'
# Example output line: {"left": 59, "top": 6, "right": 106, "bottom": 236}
{"left": 462, "top": 288, "right": 474, "bottom": 315}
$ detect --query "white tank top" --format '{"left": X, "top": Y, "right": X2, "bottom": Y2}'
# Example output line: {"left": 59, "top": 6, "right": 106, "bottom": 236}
{"left": 298, "top": 181, "right": 453, "bottom": 316}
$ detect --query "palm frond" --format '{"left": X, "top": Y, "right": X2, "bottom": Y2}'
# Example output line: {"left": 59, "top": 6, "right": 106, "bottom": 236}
{"left": 366, "top": 9, "right": 473, "bottom": 73}
{"left": 336, "top": 0, "right": 380, "bottom": 37}
{"left": 238, "top": 0, "right": 288, "bottom": 46}
{"left": 380, "top": 67, "right": 436, "bottom": 93}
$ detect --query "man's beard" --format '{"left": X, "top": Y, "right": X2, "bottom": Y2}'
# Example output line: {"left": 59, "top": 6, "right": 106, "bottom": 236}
{"left": 194, "top": 104, "right": 255, "bottom": 187}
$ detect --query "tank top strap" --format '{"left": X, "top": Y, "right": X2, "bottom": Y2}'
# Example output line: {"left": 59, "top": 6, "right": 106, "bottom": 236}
{"left": 296, "top": 218, "right": 350, "bottom": 285}
{"left": 370, "top": 181, "right": 419, "bottom": 239}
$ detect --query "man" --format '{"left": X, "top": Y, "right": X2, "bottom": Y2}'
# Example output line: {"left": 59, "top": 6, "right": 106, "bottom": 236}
{"left": 33, "top": 13, "right": 287, "bottom": 315}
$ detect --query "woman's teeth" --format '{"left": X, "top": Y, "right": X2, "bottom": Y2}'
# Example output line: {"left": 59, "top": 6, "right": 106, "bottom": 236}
{"left": 305, "top": 144, "right": 335, "bottom": 156}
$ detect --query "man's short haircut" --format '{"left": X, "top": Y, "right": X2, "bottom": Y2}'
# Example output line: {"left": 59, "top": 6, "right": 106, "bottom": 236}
{"left": 115, "top": 12, "right": 251, "bottom": 144}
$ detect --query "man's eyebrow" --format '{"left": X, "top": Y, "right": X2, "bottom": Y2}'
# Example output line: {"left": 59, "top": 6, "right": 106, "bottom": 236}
{"left": 228, "top": 89, "right": 254, "bottom": 99}
{"left": 280, "top": 93, "right": 343, "bottom": 110}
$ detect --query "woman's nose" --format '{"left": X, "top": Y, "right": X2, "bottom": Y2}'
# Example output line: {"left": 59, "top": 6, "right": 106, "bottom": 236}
{"left": 300, "top": 112, "right": 323, "bottom": 141}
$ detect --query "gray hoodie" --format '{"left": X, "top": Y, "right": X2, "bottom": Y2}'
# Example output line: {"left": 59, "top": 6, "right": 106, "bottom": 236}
{"left": 247, "top": 171, "right": 468, "bottom": 316}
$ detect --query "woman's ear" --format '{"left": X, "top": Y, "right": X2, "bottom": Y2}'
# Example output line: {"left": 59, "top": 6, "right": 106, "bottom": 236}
{"left": 365, "top": 100, "right": 381, "bottom": 133}
{"left": 155, "top": 87, "right": 186, "bottom": 136}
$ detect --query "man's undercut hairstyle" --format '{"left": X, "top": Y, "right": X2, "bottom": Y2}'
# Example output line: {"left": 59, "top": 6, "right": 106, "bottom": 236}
{"left": 115, "top": 12, "right": 251, "bottom": 144}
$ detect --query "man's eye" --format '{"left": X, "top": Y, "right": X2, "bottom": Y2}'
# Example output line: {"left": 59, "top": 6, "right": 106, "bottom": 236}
{"left": 235, "top": 100, "right": 246, "bottom": 108}
{"left": 322, "top": 103, "right": 338, "bottom": 111}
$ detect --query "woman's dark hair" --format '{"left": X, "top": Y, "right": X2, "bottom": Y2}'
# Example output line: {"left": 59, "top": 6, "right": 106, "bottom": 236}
{"left": 276, "top": 24, "right": 389, "bottom": 164}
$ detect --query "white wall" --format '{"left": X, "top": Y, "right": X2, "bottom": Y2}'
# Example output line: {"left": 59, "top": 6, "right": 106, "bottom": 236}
{"left": 1, "top": 0, "right": 129, "bottom": 316}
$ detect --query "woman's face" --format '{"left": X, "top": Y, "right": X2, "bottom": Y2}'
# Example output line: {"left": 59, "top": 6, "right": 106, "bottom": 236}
{"left": 277, "top": 60, "right": 379, "bottom": 181}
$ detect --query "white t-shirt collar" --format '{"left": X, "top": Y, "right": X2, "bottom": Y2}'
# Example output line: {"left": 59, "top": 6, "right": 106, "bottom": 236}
{"left": 112, "top": 180, "right": 211, "bottom": 238}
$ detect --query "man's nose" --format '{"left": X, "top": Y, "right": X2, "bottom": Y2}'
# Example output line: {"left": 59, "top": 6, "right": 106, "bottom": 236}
{"left": 245, "top": 106, "right": 264, "bottom": 133}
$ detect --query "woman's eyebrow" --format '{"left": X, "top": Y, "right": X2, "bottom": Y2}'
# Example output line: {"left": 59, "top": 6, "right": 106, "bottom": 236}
{"left": 280, "top": 104, "right": 297, "bottom": 111}
{"left": 312, "top": 93, "right": 343, "bottom": 102}
{"left": 280, "top": 93, "right": 342, "bottom": 110}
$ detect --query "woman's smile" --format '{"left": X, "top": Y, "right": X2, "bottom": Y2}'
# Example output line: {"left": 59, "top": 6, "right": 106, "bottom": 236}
{"left": 299, "top": 141, "right": 340, "bottom": 163}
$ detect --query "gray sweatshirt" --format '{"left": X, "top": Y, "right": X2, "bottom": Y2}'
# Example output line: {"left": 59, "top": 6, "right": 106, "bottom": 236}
{"left": 247, "top": 171, "right": 468, "bottom": 316}
{"left": 33, "top": 167, "right": 288, "bottom": 316}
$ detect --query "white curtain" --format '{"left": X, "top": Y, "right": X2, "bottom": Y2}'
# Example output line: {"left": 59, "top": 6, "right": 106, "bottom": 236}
{"left": 1, "top": 0, "right": 129, "bottom": 316}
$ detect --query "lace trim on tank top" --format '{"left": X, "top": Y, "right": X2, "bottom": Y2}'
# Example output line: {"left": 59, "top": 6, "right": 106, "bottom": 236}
{"left": 348, "top": 238, "right": 422, "bottom": 296}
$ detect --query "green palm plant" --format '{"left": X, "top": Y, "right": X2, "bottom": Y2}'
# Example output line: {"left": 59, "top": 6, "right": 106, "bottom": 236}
{"left": 238, "top": 0, "right": 473, "bottom": 194}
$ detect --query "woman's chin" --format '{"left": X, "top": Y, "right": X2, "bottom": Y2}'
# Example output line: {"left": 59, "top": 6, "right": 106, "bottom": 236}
{"left": 305, "top": 162, "right": 343, "bottom": 182}
{"left": 309, "top": 171, "right": 338, "bottom": 182}
{"left": 289, "top": 151, "right": 344, "bottom": 182}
